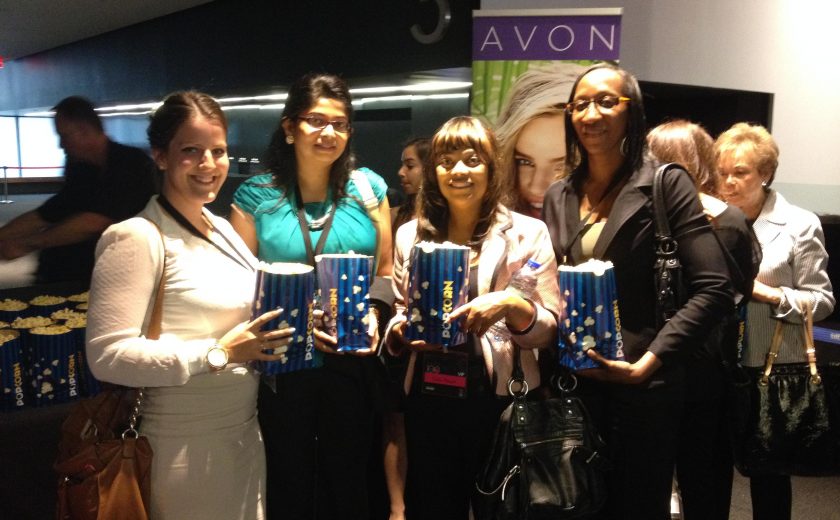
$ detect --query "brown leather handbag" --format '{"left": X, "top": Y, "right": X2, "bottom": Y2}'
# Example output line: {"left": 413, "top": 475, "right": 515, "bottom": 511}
{"left": 54, "top": 387, "right": 152, "bottom": 520}
{"left": 54, "top": 219, "right": 165, "bottom": 519}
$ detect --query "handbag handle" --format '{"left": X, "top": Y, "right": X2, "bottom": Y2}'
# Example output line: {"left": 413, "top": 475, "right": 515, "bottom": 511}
{"left": 760, "top": 297, "right": 821, "bottom": 385}
{"left": 118, "top": 218, "right": 168, "bottom": 437}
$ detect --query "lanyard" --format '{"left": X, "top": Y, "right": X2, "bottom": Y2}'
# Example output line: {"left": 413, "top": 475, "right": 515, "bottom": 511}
{"left": 294, "top": 185, "right": 337, "bottom": 266}
{"left": 156, "top": 196, "right": 253, "bottom": 272}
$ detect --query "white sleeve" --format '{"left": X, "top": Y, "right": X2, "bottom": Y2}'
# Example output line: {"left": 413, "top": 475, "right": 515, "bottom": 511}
{"left": 86, "top": 219, "right": 212, "bottom": 388}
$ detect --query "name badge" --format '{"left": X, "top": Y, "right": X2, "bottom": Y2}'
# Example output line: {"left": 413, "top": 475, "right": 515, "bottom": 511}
{"left": 421, "top": 350, "right": 468, "bottom": 399}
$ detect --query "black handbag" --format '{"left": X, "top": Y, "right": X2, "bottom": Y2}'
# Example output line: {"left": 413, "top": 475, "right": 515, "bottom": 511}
{"left": 474, "top": 347, "right": 608, "bottom": 519}
{"left": 652, "top": 163, "right": 687, "bottom": 327}
{"left": 729, "top": 300, "right": 840, "bottom": 476}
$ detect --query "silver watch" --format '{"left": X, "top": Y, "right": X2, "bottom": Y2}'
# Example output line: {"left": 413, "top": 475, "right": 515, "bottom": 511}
{"left": 207, "top": 344, "right": 229, "bottom": 370}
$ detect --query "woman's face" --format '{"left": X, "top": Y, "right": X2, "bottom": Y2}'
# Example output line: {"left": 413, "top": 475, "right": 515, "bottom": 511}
{"left": 398, "top": 145, "right": 424, "bottom": 195}
{"left": 154, "top": 116, "right": 228, "bottom": 207}
{"left": 435, "top": 147, "right": 488, "bottom": 210}
{"left": 717, "top": 146, "right": 769, "bottom": 217}
{"left": 514, "top": 114, "right": 566, "bottom": 208}
{"left": 283, "top": 97, "right": 350, "bottom": 169}
{"left": 570, "top": 68, "right": 629, "bottom": 159}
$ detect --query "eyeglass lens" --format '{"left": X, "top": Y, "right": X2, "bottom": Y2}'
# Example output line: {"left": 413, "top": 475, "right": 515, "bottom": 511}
{"left": 569, "top": 96, "right": 623, "bottom": 113}
{"left": 301, "top": 115, "right": 349, "bottom": 132}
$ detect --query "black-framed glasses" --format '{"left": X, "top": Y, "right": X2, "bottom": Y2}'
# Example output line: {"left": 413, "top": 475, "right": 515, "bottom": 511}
{"left": 297, "top": 114, "right": 351, "bottom": 133}
{"left": 566, "top": 95, "right": 631, "bottom": 114}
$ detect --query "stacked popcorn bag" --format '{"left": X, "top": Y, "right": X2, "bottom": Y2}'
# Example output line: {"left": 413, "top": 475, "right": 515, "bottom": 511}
{"left": 557, "top": 260, "right": 626, "bottom": 370}
{"left": 0, "top": 291, "right": 92, "bottom": 411}
{"left": 403, "top": 242, "right": 471, "bottom": 348}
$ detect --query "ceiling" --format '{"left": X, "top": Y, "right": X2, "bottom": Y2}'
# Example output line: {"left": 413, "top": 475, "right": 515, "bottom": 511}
{"left": 0, "top": 0, "right": 213, "bottom": 60}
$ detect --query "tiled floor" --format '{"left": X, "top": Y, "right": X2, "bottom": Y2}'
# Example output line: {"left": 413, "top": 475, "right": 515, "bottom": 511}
{"left": 727, "top": 471, "right": 840, "bottom": 520}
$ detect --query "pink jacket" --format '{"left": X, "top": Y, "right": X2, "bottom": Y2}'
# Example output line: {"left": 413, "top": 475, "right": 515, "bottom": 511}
{"left": 385, "top": 205, "right": 561, "bottom": 396}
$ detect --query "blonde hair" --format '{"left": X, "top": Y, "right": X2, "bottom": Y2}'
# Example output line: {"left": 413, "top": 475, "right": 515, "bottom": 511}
{"left": 714, "top": 122, "right": 779, "bottom": 186}
{"left": 496, "top": 69, "right": 582, "bottom": 212}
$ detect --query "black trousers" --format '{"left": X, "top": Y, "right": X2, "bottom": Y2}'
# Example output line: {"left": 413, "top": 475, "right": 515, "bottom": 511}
{"left": 402, "top": 350, "right": 509, "bottom": 520}
{"left": 578, "top": 378, "right": 685, "bottom": 520}
{"left": 749, "top": 474, "right": 792, "bottom": 520}
{"left": 675, "top": 396, "right": 734, "bottom": 520}
{"left": 404, "top": 390, "right": 509, "bottom": 520}
{"left": 258, "top": 366, "right": 375, "bottom": 520}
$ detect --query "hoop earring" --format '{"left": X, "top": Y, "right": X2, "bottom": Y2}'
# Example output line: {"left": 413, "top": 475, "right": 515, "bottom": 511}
{"left": 285, "top": 135, "right": 295, "bottom": 145}
{"left": 620, "top": 137, "right": 629, "bottom": 157}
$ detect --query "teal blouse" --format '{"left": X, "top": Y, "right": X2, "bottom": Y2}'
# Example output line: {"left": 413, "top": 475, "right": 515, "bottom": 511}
{"left": 232, "top": 168, "right": 387, "bottom": 263}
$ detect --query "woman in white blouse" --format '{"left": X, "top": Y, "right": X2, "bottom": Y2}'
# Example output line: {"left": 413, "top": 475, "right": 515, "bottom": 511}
{"left": 715, "top": 122, "right": 835, "bottom": 520}
{"left": 87, "top": 91, "right": 293, "bottom": 520}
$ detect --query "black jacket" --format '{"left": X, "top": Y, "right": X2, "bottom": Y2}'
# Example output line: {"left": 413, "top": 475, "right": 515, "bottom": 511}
{"left": 543, "top": 160, "right": 733, "bottom": 388}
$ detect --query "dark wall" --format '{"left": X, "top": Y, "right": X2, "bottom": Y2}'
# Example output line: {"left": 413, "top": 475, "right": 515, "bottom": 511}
{"left": 0, "top": 0, "right": 478, "bottom": 111}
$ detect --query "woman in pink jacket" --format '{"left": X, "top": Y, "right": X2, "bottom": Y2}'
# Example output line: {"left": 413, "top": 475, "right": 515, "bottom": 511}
{"left": 383, "top": 116, "right": 560, "bottom": 519}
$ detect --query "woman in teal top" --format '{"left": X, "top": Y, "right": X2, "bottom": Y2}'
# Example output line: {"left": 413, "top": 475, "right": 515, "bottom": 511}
{"left": 233, "top": 166, "right": 386, "bottom": 263}
{"left": 230, "top": 73, "right": 393, "bottom": 520}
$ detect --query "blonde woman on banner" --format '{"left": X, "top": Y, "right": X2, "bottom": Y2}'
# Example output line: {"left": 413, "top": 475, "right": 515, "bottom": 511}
{"left": 495, "top": 67, "right": 586, "bottom": 219}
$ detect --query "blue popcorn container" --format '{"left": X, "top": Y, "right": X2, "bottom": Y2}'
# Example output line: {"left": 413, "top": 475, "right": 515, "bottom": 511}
{"left": 404, "top": 242, "right": 471, "bottom": 347}
{"left": 315, "top": 253, "right": 373, "bottom": 352}
{"left": 1, "top": 330, "right": 28, "bottom": 411}
{"left": 558, "top": 260, "right": 626, "bottom": 371}
{"left": 0, "top": 299, "right": 29, "bottom": 322}
{"left": 29, "top": 325, "right": 81, "bottom": 406}
{"left": 63, "top": 317, "right": 99, "bottom": 397}
{"left": 252, "top": 262, "right": 322, "bottom": 374}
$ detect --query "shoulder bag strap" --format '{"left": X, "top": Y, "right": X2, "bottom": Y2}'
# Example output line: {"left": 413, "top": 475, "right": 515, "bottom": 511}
{"left": 800, "top": 298, "right": 821, "bottom": 384}
{"left": 652, "top": 163, "right": 675, "bottom": 241}
{"left": 121, "top": 218, "right": 168, "bottom": 432}
{"left": 349, "top": 170, "right": 382, "bottom": 273}
{"left": 143, "top": 218, "right": 167, "bottom": 340}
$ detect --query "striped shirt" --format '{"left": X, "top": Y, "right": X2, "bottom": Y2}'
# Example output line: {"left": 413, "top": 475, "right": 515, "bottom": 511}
{"left": 742, "top": 190, "right": 835, "bottom": 366}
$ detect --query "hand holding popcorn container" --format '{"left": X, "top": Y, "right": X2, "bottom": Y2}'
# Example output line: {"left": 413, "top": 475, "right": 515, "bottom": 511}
{"left": 558, "top": 259, "right": 626, "bottom": 371}
{"left": 315, "top": 253, "right": 373, "bottom": 352}
{"left": 252, "top": 262, "right": 322, "bottom": 374}
{"left": 403, "top": 242, "right": 471, "bottom": 348}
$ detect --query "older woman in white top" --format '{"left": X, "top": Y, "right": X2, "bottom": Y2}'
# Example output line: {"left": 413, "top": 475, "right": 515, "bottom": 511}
{"left": 87, "top": 91, "right": 292, "bottom": 520}
{"left": 715, "top": 122, "right": 835, "bottom": 520}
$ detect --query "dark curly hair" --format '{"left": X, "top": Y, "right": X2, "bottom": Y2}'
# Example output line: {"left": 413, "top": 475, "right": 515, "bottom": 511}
{"left": 416, "top": 116, "right": 508, "bottom": 248}
{"left": 265, "top": 73, "right": 356, "bottom": 202}
{"left": 564, "top": 63, "right": 647, "bottom": 180}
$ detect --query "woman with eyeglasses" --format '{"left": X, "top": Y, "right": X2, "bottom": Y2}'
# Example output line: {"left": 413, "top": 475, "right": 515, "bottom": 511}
{"left": 384, "top": 116, "right": 560, "bottom": 519}
{"left": 230, "top": 72, "right": 393, "bottom": 520}
{"left": 542, "top": 63, "right": 732, "bottom": 519}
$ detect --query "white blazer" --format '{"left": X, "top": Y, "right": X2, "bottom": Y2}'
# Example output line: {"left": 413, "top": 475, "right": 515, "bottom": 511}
{"left": 742, "top": 190, "right": 835, "bottom": 366}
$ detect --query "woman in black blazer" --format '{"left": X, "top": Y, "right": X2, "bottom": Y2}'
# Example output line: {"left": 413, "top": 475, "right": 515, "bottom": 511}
{"left": 542, "top": 64, "right": 733, "bottom": 520}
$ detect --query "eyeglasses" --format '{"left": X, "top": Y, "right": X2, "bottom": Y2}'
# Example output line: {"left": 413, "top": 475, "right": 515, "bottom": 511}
{"left": 297, "top": 114, "right": 351, "bottom": 133}
{"left": 565, "top": 95, "right": 631, "bottom": 114}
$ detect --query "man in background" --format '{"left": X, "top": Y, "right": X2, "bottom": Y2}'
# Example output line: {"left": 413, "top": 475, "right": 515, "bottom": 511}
{"left": 0, "top": 96, "right": 156, "bottom": 283}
